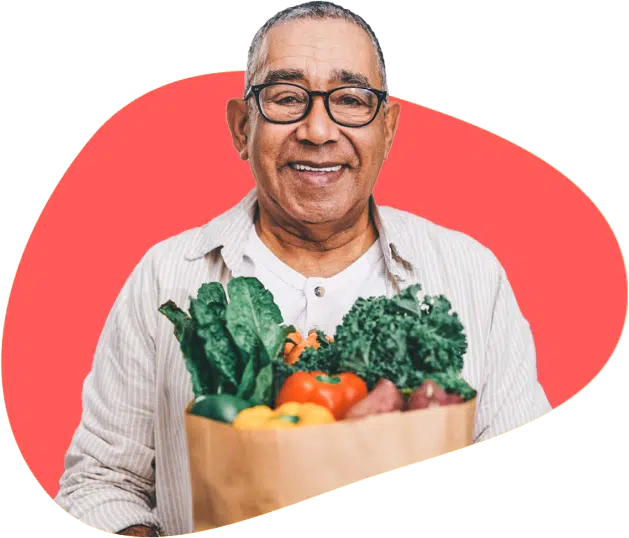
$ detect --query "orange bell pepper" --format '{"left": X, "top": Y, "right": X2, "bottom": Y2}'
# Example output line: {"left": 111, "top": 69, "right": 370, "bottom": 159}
{"left": 275, "top": 371, "right": 368, "bottom": 419}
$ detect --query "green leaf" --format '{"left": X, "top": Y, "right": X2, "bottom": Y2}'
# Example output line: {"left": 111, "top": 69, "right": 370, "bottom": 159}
{"left": 197, "top": 281, "right": 227, "bottom": 304}
{"left": 158, "top": 301, "right": 213, "bottom": 398}
{"left": 335, "top": 296, "right": 387, "bottom": 382}
{"left": 411, "top": 294, "right": 467, "bottom": 373}
{"left": 158, "top": 300, "right": 189, "bottom": 340}
{"left": 196, "top": 282, "right": 228, "bottom": 314}
{"left": 390, "top": 283, "right": 423, "bottom": 317}
{"left": 225, "top": 277, "right": 284, "bottom": 365}
{"left": 328, "top": 283, "right": 469, "bottom": 392}
{"left": 298, "top": 340, "right": 340, "bottom": 375}
{"left": 272, "top": 324, "right": 297, "bottom": 359}
{"left": 237, "top": 358, "right": 257, "bottom": 400}
{"left": 429, "top": 371, "right": 477, "bottom": 400}
{"left": 251, "top": 363, "right": 274, "bottom": 406}
{"left": 271, "top": 360, "right": 297, "bottom": 402}
{"left": 190, "top": 297, "right": 240, "bottom": 394}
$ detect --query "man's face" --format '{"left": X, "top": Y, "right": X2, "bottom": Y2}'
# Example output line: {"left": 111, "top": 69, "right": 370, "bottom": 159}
{"left": 232, "top": 18, "right": 400, "bottom": 230}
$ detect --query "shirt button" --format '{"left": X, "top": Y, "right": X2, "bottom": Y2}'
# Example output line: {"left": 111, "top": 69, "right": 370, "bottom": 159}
{"left": 314, "top": 286, "right": 325, "bottom": 297}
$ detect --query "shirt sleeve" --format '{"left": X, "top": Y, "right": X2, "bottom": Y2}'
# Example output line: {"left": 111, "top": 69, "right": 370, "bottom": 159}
{"left": 55, "top": 255, "right": 164, "bottom": 535}
{"left": 474, "top": 265, "right": 552, "bottom": 442}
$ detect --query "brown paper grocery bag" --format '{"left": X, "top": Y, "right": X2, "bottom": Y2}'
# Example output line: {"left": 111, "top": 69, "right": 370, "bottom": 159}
{"left": 185, "top": 398, "right": 476, "bottom": 531}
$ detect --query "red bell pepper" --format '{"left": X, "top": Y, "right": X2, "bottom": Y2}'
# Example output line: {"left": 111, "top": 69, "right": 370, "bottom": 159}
{"left": 275, "top": 371, "right": 368, "bottom": 419}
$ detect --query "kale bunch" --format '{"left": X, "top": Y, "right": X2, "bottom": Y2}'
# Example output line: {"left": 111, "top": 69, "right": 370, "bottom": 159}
{"left": 292, "top": 284, "right": 474, "bottom": 399}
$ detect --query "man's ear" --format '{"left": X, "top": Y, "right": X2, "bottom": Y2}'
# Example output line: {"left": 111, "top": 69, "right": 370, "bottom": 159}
{"left": 383, "top": 100, "right": 401, "bottom": 160}
{"left": 226, "top": 98, "right": 250, "bottom": 161}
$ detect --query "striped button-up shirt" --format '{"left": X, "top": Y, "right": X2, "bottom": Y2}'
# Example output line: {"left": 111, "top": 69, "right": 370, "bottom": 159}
{"left": 55, "top": 188, "right": 551, "bottom": 536}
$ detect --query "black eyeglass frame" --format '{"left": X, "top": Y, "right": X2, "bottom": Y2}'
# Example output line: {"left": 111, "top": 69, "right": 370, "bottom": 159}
{"left": 244, "top": 82, "right": 389, "bottom": 127}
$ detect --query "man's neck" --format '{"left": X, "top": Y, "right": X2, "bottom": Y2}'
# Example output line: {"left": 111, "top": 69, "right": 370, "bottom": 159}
{"left": 254, "top": 203, "right": 379, "bottom": 278}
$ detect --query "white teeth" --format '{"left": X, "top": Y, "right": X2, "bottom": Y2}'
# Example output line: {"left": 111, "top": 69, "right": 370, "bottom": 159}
{"left": 291, "top": 163, "right": 343, "bottom": 172}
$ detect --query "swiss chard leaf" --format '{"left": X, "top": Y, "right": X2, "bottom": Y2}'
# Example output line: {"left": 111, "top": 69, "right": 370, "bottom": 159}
{"left": 273, "top": 324, "right": 297, "bottom": 359}
{"left": 237, "top": 358, "right": 257, "bottom": 400}
{"left": 225, "top": 277, "right": 284, "bottom": 366}
{"left": 161, "top": 278, "right": 296, "bottom": 401}
{"left": 158, "top": 300, "right": 213, "bottom": 397}
{"left": 248, "top": 324, "right": 296, "bottom": 406}
{"left": 196, "top": 282, "right": 228, "bottom": 312}
{"left": 251, "top": 363, "right": 274, "bottom": 407}
{"left": 190, "top": 297, "right": 240, "bottom": 394}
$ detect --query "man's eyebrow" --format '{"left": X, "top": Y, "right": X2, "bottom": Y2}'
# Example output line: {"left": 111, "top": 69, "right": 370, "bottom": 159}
{"left": 330, "top": 69, "right": 371, "bottom": 87}
{"left": 260, "top": 68, "right": 372, "bottom": 87}
{"left": 262, "top": 69, "right": 306, "bottom": 84}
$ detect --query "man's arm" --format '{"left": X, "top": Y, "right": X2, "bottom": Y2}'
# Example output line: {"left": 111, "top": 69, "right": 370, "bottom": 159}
{"left": 116, "top": 525, "right": 159, "bottom": 538}
{"left": 55, "top": 256, "right": 163, "bottom": 535}
{"left": 474, "top": 265, "right": 552, "bottom": 442}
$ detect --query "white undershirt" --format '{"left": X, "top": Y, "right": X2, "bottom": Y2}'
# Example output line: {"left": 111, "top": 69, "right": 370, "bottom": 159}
{"left": 241, "top": 224, "right": 388, "bottom": 337}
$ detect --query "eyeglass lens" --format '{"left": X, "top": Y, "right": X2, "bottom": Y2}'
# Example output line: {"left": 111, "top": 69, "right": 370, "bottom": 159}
{"left": 259, "top": 84, "right": 379, "bottom": 125}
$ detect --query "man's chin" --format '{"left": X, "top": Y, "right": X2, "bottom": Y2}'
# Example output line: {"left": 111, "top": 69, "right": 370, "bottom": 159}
{"left": 263, "top": 191, "right": 329, "bottom": 221}
{"left": 259, "top": 181, "right": 360, "bottom": 230}
{"left": 288, "top": 206, "right": 344, "bottom": 227}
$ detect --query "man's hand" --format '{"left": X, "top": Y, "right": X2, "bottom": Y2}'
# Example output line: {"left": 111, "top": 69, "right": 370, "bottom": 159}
{"left": 117, "top": 525, "right": 159, "bottom": 537}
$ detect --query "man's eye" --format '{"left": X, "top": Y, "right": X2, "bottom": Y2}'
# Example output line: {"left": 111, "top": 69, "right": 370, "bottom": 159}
{"left": 336, "top": 95, "right": 367, "bottom": 107}
{"left": 272, "top": 94, "right": 305, "bottom": 105}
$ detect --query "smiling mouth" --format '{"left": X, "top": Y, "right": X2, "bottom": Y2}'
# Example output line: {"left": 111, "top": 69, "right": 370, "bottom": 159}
{"left": 288, "top": 162, "right": 345, "bottom": 173}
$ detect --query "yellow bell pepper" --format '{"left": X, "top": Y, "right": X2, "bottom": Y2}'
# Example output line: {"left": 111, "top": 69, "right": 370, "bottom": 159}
{"left": 232, "top": 402, "right": 335, "bottom": 430}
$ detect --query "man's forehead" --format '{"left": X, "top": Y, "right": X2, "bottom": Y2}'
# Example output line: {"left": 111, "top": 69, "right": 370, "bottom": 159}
{"left": 257, "top": 18, "right": 380, "bottom": 87}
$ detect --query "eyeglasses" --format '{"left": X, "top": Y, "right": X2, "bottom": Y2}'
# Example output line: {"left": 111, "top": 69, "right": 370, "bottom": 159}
{"left": 244, "top": 82, "right": 388, "bottom": 127}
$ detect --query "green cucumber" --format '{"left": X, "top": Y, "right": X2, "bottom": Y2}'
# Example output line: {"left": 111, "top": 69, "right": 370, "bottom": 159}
{"left": 189, "top": 394, "right": 254, "bottom": 424}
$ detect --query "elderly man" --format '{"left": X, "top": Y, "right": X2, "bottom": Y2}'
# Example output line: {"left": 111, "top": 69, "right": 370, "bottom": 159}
{"left": 56, "top": 2, "right": 551, "bottom": 536}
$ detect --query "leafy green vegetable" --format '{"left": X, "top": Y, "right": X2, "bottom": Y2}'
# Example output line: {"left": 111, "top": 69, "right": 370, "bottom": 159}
{"left": 283, "top": 283, "right": 474, "bottom": 400}
{"left": 190, "top": 297, "right": 240, "bottom": 394}
{"left": 251, "top": 363, "right": 274, "bottom": 406}
{"left": 159, "top": 277, "right": 295, "bottom": 404}
{"left": 189, "top": 394, "right": 253, "bottom": 424}
{"left": 271, "top": 360, "right": 296, "bottom": 401}
{"left": 407, "top": 294, "right": 467, "bottom": 373}
{"left": 225, "top": 278, "right": 284, "bottom": 368}
{"left": 237, "top": 358, "right": 257, "bottom": 400}
{"left": 196, "top": 282, "right": 228, "bottom": 313}
{"left": 158, "top": 301, "right": 213, "bottom": 398}
{"left": 296, "top": 333, "right": 340, "bottom": 373}
{"left": 160, "top": 277, "right": 475, "bottom": 405}
{"left": 428, "top": 371, "right": 476, "bottom": 401}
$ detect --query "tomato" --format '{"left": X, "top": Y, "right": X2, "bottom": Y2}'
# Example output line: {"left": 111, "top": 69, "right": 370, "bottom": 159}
{"left": 275, "top": 371, "right": 368, "bottom": 420}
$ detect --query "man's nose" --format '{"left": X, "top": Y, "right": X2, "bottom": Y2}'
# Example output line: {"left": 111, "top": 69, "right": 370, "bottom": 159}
{"left": 295, "top": 96, "right": 340, "bottom": 145}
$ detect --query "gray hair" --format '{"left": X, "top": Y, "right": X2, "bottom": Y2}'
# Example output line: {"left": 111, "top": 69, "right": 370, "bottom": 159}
{"left": 244, "top": 1, "right": 388, "bottom": 96}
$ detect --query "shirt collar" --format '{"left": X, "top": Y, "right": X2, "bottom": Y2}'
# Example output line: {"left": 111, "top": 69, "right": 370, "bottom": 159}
{"left": 185, "top": 188, "right": 416, "bottom": 282}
